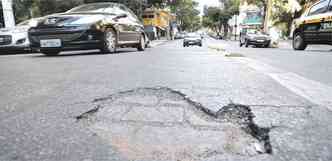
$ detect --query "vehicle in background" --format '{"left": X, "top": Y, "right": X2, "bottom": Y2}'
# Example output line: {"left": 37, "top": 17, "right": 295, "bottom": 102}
{"left": 29, "top": 3, "right": 147, "bottom": 56}
{"left": 239, "top": 28, "right": 271, "bottom": 48}
{"left": 143, "top": 8, "right": 176, "bottom": 41}
{"left": 183, "top": 33, "right": 202, "bottom": 47}
{"left": 292, "top": 0, "right": 332, "bottom": 50}
{"left": 0, "top": 19, "right": 38, "bottom": 53}
{"left": 216, "top": 34, "right": 223, "bottom": 40}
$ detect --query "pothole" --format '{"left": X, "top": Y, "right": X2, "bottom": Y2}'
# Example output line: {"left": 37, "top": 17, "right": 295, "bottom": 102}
{"left": 76, "top": 87, "right": 272, "bottom": 160}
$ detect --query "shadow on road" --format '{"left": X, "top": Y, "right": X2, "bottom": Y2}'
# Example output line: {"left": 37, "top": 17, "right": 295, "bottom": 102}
{"left": 29, "top": 49, "right": 139, "bottom": 58}
{"left": 0, "top": 50, "right": 34, "bottom": 56}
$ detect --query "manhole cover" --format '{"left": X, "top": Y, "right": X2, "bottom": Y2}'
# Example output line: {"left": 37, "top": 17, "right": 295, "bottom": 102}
{"left": 76, "top": 87, "right": 271, "bottom": 160}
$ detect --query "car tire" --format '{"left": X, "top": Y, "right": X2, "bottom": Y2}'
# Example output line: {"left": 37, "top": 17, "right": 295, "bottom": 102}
{"left": 41, "top": 50, "right": 60, "bottom": 56}
{"left": 101, "top": 28, "right": 117, "bottom": 54}
{"left": 137, "top": 34, "right": 145, "bottom": 51}
{"left": 199, "top": 43, "right": 202, "bottom": 47}
{"left": 293, "top": 32, "right": 307, "bottom": 50}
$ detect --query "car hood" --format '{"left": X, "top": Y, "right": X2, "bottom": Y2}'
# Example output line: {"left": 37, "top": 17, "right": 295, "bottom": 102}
{"left": 185, "top": 37, "right": 201, "bottom": 41}
{"left": 37, "top": 14, "right": 107, "bottom": 27}
{"left": 247, "top": 33, "right": 269, "bottom": 38}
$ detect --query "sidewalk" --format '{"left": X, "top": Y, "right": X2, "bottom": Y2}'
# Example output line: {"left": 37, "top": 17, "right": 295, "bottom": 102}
{"left": 149, "top": 38, "right": 169, "bottom": 48}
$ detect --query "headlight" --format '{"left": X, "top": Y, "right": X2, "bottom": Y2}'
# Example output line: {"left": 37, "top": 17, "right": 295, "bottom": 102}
{"left": 28, "top": 20, "right": 39, "bottom": 27}
{"left": 12, "top": 28, "right": 26, "bottom": 33}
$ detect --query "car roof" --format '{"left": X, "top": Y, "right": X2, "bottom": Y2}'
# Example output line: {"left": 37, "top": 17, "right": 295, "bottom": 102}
{"left": 68, "top": 2, "right": 127, "bottom": 12}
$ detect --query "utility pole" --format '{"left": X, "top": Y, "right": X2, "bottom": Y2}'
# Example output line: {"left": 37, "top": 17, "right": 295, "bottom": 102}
{"left": 1, "top": 0, "right": 15, "bottom": 27}
{"left": 234, "top": 14, "right": 238, "bottom": 41}
{"left": 263, "top": 0, "right": 272, "bottom": 33}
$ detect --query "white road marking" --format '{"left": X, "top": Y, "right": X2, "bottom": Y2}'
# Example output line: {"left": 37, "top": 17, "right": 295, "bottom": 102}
{"left": 238, "top": 58, "right": 332, "bottom": 109}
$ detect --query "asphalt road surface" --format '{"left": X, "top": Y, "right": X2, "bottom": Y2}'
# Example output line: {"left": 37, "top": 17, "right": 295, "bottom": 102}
{"left": 0, "top": 39, "right": 331, "bottom": 161}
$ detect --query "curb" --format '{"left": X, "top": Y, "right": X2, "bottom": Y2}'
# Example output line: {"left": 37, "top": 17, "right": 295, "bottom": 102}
{"left": 149, "top": 40, "right": 169, "bottom": 48}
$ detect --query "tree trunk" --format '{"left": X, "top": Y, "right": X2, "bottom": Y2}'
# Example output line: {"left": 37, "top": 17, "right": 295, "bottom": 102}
{"left": 223, "top": 23, "right": 228, "bottom": 39}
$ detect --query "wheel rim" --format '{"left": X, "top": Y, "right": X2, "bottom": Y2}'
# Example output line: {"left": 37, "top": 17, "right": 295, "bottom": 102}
{"left": 294, "top": 35, "right": 302, "bottom": 48}
{"left": 106, "top": 31, "right": 115, "bottom": 51}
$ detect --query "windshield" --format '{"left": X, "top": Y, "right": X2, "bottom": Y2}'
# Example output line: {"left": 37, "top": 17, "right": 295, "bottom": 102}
{"left": 66, "top": 3, "right": 116, "bottom": 14}
{"left": 17, "top": 20, "right": 29, "bottom": 26}
{"left": 186, "top": 33, "right": 199, "bottom": 38}
{"left": 246, "top": 29, "right": 263, "bottom": 34}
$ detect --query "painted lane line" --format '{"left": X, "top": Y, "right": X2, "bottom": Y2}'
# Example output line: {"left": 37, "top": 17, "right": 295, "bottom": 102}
{"left": 238, "top": 58, "right": 332, "bottom": 109}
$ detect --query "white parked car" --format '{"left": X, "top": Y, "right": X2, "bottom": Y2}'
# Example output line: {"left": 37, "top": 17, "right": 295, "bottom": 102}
{"left": 0, "top": 19, "right": 38, "bottom": 52}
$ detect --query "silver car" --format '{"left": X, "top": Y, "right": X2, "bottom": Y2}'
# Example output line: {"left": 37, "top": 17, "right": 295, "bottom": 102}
{"left": 0, "top": 19, "right": 38, "bottom": 52}
{"left": 183, "top": 33, "right": 202, "bottom": 47}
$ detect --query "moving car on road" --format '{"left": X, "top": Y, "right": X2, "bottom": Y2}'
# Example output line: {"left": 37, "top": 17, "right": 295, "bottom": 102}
{"left": 292, "top": 0, "right": 332, "bottom": 50}
{"left": 28, "top": 3, "right": 147, "bottom": 56}
{"left": 239, "top": 28, "right": 271, "bottom": 48}
{"left": 183, "top": 33, "right": 202, "bottom": 47}
{"left": 0, "top": 19, "right": 38, "bottom": 53}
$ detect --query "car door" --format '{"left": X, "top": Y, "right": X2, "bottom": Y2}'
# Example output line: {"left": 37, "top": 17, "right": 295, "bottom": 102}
{"left": 121, "top": 5, "right": 141, "bottom": 43}
{"left": 104, "top": 6, "right": 132, "bottom": 43}
{"left": 303, "top": 0, "right": 330, "bottom": 43}
{"left": 324, "top": 1, "right": 332, "bottom": 43}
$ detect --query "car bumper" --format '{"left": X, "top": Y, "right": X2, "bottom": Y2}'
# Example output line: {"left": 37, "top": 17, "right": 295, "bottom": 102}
{"left": 0, "top": 33, "right": 30, "bottom": 50}
{"left": 29, "top": 28, "right": 104, "bottom": 51}
{"left": 184, "top": 40, "right": 201, "bottom": 45}
{"left": 248, "top": 39, "right": 271, "bottom": 45}
{"left": 30, "top": 40, "right": 103, "bottom": 51}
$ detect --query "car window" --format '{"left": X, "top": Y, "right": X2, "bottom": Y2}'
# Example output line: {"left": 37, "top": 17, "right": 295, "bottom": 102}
{"left": 17, "top": 20, "right": 29, "bottom": 26}
{"left": 121, "top": 5, "right": 140, "bottom": 23}
{"left": 67, "top": 3, "right": 115, "bottom": 14}
{"left": 104, "top": 6, "right": 126, "bottom": 15}
{"left": 308, "top": 0, "right": 329, "bottom": 16}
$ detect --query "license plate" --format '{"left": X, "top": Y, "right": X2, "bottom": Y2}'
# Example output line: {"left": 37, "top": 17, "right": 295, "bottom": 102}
{"left": 257, "top": 40, "right": 264, "bottom": 42}
{"left": 40, "top": 39, "right": 61, "bottom": 48}
{"left": 0, "top": 38, "right": 4, "bottom": 42}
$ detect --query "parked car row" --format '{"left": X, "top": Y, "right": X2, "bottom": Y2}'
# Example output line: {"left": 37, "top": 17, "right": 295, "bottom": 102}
{"left": 1, "top": 2, "right": 149, "bottom": 56}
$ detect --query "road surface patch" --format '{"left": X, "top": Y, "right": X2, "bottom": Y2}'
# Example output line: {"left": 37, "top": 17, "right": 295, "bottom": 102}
{"left": 76, "top": 87, "right": 272, "bottom": 160}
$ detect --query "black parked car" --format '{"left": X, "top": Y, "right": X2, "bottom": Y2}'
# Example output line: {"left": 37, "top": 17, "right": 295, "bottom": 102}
{"left": 239, "top": 28, "right": 271, "bottom": 48}
{"left": 29, "top": 3, "right": 147, "bottom": 56}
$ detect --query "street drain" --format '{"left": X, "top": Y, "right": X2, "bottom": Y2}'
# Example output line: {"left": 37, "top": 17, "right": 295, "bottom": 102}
{"left": 76, "top": 87, "right": 273, "bottom": 160}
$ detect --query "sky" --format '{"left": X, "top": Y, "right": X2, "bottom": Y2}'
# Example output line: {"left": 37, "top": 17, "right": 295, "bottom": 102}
{"left": 194, "top": 0, "right": 221, "bottom": 15}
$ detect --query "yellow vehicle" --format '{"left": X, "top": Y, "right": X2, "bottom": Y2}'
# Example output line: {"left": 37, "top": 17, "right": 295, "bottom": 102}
{"left": 293, "top": 0, "right": 332, "bottom": 50}
{"left": 143, "top": 8, "right": 176, "bottom": 40}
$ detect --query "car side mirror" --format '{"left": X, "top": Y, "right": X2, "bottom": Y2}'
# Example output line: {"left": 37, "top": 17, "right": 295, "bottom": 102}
{"left": 114, "top": 13, "right": 127, "bottom": 20}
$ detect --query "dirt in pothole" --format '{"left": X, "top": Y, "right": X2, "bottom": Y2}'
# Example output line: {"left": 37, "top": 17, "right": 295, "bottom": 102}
{"left": 76, "top": 87, "right": 272, "bottom": 161}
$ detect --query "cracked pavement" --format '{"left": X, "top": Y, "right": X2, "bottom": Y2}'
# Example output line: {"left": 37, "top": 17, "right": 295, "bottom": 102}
{"left": 0, "top": 38, "right": 331, "bottom": 161}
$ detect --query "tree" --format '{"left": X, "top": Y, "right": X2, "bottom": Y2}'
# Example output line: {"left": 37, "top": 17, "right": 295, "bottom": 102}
{"left": 169, "top": 0, "right": 200, "bottom": 31}
{"left": 203, "top": 0, "right": 239, "bottom": 38}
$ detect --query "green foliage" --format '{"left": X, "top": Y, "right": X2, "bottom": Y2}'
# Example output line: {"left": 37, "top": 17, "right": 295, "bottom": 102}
{"left": 203, "top": 0, "right": 240, "bottom": 37}
{"left": 170, "top": 0, "right": 200, "bottom": 31}
{"left": 7, "top": 0, "right": 200, "bottom": 31}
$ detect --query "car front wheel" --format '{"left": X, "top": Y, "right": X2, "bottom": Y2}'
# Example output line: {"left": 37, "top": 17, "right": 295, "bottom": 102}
{"left": 137, "top": 34, "right": 145, "bottom": 51}
{"left": 101, "top": 28, "right": 117, "bottom": 54}
{"left": 293, "top": 33, "right": 307, "bottom": 50}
